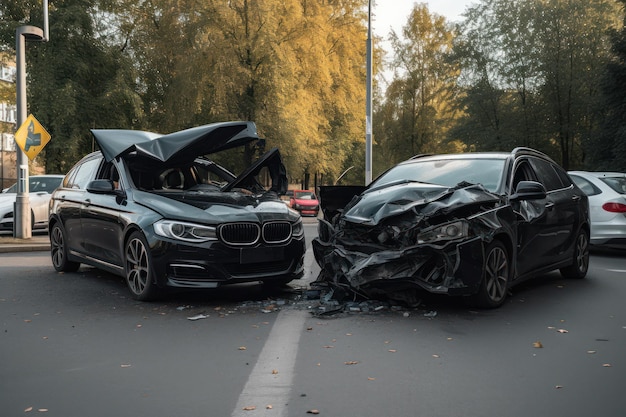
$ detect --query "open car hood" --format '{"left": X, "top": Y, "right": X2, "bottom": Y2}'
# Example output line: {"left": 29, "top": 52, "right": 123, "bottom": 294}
{"left": 222, "top": 147, "right": 287, "bottom": 194}
{"left": 92, "top": 121, "right": 259, "bottom": 164}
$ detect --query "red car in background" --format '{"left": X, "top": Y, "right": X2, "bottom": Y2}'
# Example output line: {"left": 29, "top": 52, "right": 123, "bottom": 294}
{"left": 290, "top": 190, "right": 319, "bottom": 216}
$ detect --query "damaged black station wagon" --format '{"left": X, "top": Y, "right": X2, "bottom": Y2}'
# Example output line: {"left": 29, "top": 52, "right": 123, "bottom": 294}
{"left": 313, "top": 148, "right": 590, "bottom": 308}
{"left": 49, "top": 122, "right": 305, "bottom": 300}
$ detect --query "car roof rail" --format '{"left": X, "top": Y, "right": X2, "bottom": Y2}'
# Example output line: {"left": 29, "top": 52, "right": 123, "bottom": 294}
{"left": 408, "top": 153, "right": 434, "bottom": 160}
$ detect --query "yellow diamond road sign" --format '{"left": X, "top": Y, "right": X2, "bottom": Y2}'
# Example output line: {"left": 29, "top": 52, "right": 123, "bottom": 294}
{"left": 15, "top": 114, "right": 51, "bottom": 161}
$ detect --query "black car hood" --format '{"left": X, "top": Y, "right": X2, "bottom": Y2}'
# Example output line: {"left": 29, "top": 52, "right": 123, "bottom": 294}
{"left": 323, "top": 182, "right": 502, "bottom": 226}
{"left": 92, "top": 121, "right": 258, "bottom": 164}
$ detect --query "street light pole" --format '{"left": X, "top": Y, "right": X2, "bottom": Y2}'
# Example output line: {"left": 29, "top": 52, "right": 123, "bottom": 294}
{"left": 365, "top": 0, "right": 373, "bottom": 185}
{"left": 14, "top": 1, "right": 49, "bottom": 238}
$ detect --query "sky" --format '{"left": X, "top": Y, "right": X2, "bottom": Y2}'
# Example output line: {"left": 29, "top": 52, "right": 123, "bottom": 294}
{"left": 372, "top": 0, "right": 474, "bottom": 39}
{"left": 371, "top": 1, "right": 474, "bottom": 84}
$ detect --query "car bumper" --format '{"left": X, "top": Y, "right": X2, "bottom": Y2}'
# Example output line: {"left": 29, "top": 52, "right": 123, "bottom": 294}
{"left": 312, "top": 236, "right": 485, "bottom": 298}
{"left": 148, "top": 234, "right": 307, "bottom": 288}
{"left": 590, "top": 217, "right": 626, "bottom": 246}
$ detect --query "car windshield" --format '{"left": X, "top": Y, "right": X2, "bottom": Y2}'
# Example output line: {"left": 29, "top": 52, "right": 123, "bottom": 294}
{"left": 372, "top": 158, "right": 506, "bottom": 192}
{"left": 295, "top": 191, "right": 316, "bottom": 200}
{"left": 600, "top": 176, "right": 626, "bottom": 194}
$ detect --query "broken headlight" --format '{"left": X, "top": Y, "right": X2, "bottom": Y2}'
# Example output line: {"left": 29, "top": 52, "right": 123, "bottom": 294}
{"left": 416, "top": 220, "right": 469, "bottom": 244}
{"left": 154, "top": 220, "right": 217, "bottom": 243}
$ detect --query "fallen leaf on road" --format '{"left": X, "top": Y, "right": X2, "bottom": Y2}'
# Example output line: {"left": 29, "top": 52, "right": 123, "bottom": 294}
{"left": 388, "top": 349, "right": 397, "bottom": 353}
{"left": 587, "top": 350, "right": 597, "bottom": 354}
{"left": 242, "top": 405, "right": 256, "bottom": 410}
{"left": 555, "top": 385, "right": 563, "bottom": 389}
{"left": 603, "top": 363, "right": 612, "bottom": 367}
{"left": 432, "top": 354, "right": 440, "bottom": 358}
{"left": 238, "top": 346, "right": 247, "bottom": 350}
{"left": 367, "top": 377, "right": 376, "bottom": 381}
{"left": 344, "top": 361, "right": 359, "bottom": 365}
{"left": 187, "top": 314, "right": 209, "bottom": 321}
{"left": 533, "top": 341, "right": 543, "bottom": 348}
{"left": 120, "top": 364, "right": 131, "bottom": 368}
{"left": 307, "top": 410, "right": 320, "bottom": 414}
{"left": 557, "top": 329, "right": 568, "bottom": 333}
{"left": 323, "top": 345, "right": 334, "bottom": 349}
{"left": 24, "top": 407, "right": 33, "bottom": 412}
{"left": 266, "top": 405, "right": 273, "bottom": 409}
{"left": 272, "top": 369, "right": 279, "bottom": 374}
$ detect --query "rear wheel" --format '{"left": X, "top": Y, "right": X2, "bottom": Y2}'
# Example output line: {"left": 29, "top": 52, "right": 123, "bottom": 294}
{"left": 560, "top": 229, "right": 589, "bottom": 279}
{"left": 469, "top": 240, "right": 510, "bottom": 308}
{"left": 124, "top": 231, "right": 160, "bottom": 301}
{"left": 50, "top": 222, "right": 80, "bottom": 272}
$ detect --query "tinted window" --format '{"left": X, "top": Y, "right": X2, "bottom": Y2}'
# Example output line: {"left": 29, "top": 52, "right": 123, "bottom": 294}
{"left": 570, "top": 175, "right": 601, "bottom": 196}
{"left": 67, "top": 158, "right": 101, "bottom": 189}
{"left": 529, "top": 157, "right": 563, "bottom": 191}
{"left": 30, "top": 177, "right": 62, "bottom": 193}
{"left": 373, "top": 158, "right": 506, "bottom": 192}
{"left": 600, "top": 177, "right": 626, "bottom": 194}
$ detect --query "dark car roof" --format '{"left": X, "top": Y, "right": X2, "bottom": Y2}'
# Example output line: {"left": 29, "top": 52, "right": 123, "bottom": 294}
{"left": 401, "top": 147, "right": 555, "bottom": 165}
{"left": 92, "top": 121, "right": 259, "bottom": 164}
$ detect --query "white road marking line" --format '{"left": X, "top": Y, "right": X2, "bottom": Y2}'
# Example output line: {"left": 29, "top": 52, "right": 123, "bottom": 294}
{"left": 231, "top": 309, "right": 308, "bottom": 417}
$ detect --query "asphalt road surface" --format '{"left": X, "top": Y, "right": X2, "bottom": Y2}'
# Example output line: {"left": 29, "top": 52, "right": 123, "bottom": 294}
{"left": 1, "top": 227, "right": 625, "bottom": 416}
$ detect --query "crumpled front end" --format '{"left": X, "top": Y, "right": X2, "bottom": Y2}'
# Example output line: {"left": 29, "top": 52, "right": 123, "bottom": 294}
{"left": 312, "top": 183, "right": 511, "bottom": 303}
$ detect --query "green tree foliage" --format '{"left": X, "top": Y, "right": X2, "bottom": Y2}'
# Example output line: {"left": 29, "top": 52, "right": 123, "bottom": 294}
{"left": 374, "top": 4, "right": 460, "bottom": 173}
{"left": 591, "top": 0, "right": 626, "bottom": 170}
{"left": 1, "top": 0, "right": 142, "bottom": 173}
{"left": 453, "top": 0, "right": 620, "bottom": 169}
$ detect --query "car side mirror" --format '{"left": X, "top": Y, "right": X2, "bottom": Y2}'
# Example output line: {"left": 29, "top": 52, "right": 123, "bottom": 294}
{"left": 510, "top": 180, "right": 547, "bottom": 201}
{"left": 87, "top": 179, "right": 121, "bottom": 195}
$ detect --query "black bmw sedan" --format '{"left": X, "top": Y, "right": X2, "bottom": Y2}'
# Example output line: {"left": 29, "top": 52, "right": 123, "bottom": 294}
{"left": 49, "top": 121, "right": 306, "bottom": 300}
{"left": 313, "top": 147, "right": 590, "bottom": 308}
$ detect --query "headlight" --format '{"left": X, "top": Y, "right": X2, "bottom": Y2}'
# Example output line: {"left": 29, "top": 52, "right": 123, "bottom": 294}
{"left": 153, "top": 220, "right": 217, "bottom": 243}
{"left": 417, "top": 221, "right": 469, "bottom": 244}
{"left": 292, "top": 219, "right": 304, "bottom": 238}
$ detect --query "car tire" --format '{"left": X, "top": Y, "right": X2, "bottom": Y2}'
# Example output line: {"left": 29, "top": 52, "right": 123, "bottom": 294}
{"left": 124, "top": 231, "right": 160, "bottom": 301}
{"left": 560, "top": 229, "right": 589, "bottom": 279}
{"left": 50, "top": 222, "right": 80, "bottom": 272}
{"left": 469, "top": 240, "right": 510, "bottom": 309}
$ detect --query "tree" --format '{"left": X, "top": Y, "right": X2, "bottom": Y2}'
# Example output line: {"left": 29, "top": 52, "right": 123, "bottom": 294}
{"left": 452, "top": 0, "right": 620, "bottom": 168}
{"left": 1, "top": 0, "right": 142, "bottom": 173}
{"left": 374, "top": 4, "right": 460, "bottom": 170}
{"left": 586, "top": 0, "right": 626, "bottom": 170}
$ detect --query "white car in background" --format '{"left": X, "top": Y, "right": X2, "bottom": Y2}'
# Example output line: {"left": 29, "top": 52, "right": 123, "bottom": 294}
{"left": 0, "top": 175, "right": 64, "bottom": 232}
{"left": 568, "top": 171, "right": 626, "bottom": 248}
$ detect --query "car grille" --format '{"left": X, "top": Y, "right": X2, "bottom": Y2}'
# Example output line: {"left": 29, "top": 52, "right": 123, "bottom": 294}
{"left": 262, "top": 222, "right": 292, "bottom": 244}
{"left": 219, "top": 221, "right": 292, "bottom": 246}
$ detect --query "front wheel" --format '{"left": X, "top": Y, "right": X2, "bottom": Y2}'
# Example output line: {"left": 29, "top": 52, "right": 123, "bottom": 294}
{"left": 50, "top": 222, "right": 80, "bottom": 272}
{"left": 560, "top": 229, "right": 589, "bottom": 279}
{"left": 124, "top": 231, "right": 160, "bottom": 301}
{"left": 469, "top": 240, "right": 510, "bottom": 309}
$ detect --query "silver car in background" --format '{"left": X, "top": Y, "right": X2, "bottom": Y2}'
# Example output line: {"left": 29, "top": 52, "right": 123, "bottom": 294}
{"left": 568, "top": 171, "right": 626, "bottom": 248}
{"left": 0, "top": 175, "right": 64, "bottom": 232}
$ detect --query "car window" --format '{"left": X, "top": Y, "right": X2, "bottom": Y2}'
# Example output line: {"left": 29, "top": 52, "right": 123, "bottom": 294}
{"left": 570, "top": 175, "right": 601, "bottom": 196}
{"left": 600, "top": 177, "right": 626, "bottom": 194}
{"left": 66, "top": 158, "right": 102, "bottom": 189}
{"left": 373, "top": 158, "right": 506, "bottom": 192}
{"left": 528, "top": 157, "right": 564, "bottom": 191}
{"left": 295, "top": 191, "right": 316, "bottom": 200}
{"left": 30, "top": 177, "right": 63, "bottom": 193}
